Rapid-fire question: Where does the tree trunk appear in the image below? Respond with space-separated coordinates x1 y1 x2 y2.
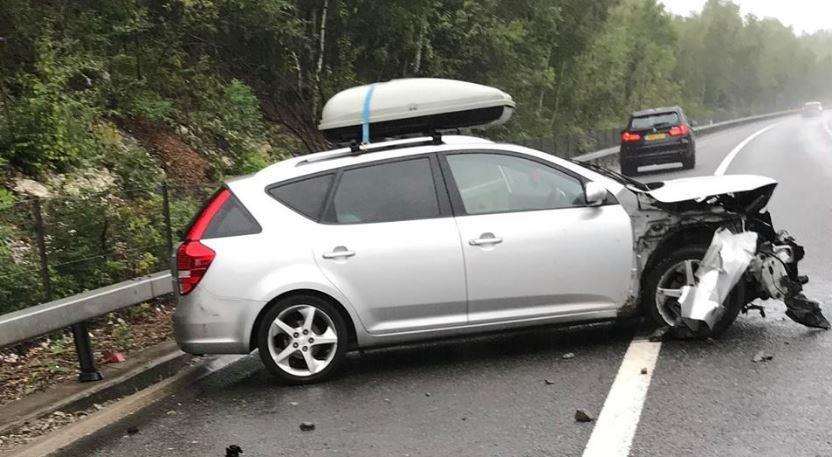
412 19 427 75
311 0 330 118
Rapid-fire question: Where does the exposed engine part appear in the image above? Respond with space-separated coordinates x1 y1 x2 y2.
751 253 790 299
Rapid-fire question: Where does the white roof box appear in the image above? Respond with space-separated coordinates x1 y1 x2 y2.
319 78 515 143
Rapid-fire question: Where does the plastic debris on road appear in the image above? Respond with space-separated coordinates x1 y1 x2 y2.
678 228 758 330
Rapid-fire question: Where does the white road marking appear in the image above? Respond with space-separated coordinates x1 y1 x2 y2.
714 123 781 176
582 337 662 457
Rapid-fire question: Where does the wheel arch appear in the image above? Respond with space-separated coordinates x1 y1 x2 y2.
249 289 359 352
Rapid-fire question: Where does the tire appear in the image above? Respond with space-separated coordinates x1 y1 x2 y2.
642 245 744 338
256 294 349 384
682 149 696 169
621 160 637 176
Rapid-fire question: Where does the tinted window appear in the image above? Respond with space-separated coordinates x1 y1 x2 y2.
447 153 586 215
630 112 680 130
269 174 334 220
203 193 261 239
330 158 439 223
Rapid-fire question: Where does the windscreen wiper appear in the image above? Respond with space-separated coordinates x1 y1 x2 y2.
579 162 650 191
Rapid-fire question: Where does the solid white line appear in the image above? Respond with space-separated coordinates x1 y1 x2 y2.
713 123 781 176
582 338 662 457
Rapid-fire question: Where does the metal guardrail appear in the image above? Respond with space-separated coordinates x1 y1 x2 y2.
0 271 173 381
571 109 797 163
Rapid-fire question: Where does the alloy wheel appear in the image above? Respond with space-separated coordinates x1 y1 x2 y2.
654 258 699 326
266 304 339 377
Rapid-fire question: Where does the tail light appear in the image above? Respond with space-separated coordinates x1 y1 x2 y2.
668 124 691 136
175 189 229 295
177 241 215 295
621 131 642 142
175 188 261 295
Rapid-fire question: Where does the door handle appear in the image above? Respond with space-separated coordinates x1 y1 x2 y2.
322 246 356 259
469 233 503 246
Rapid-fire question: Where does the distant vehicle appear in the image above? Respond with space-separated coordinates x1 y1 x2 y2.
802 101 823 117
619 106 695 175
173 80 819 384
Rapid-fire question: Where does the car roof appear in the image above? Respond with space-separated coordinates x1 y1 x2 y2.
630 106 683 117
243 135 493 184
804 101 822 106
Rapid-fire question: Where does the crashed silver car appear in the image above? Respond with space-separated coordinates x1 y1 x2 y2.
173 79 826 383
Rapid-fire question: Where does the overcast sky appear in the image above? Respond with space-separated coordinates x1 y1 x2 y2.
659 0 832 34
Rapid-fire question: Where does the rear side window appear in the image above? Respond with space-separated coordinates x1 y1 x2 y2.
630 112 680 130
201 191 261 239
328 158 440 223
269 174 334 220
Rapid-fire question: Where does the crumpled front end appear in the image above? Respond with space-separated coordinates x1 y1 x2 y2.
624 173 829 335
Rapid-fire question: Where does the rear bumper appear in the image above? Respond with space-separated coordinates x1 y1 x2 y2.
622 144 692 166
173 287 265 354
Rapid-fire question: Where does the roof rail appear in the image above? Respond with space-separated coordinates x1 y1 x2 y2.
296 133 444 167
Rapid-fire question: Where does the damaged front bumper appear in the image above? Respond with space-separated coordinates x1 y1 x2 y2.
678 228 829 332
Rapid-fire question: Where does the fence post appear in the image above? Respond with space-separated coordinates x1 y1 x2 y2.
31 199 52 301
162 181 174 260
32 198 103 382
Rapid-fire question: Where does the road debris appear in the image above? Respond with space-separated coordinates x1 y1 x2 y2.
226 444 243 456
425 392 431 397
752 351 774 363
126 426 139 435
289 401 299 406
299 422 315 431
575 409 594 423
562 352 575 360
544 379 555 385
102 351 127 364
640 368 648 374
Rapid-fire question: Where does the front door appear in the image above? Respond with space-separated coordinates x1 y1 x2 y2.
442 151 633 324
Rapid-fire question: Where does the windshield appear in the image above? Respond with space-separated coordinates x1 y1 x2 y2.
630 112 680 130
574 161 650 192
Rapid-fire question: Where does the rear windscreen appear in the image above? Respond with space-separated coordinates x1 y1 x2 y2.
630 112 680 130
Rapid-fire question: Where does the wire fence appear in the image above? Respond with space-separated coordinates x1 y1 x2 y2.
0 183 217 314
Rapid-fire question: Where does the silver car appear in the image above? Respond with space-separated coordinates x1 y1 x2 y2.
174 134 818 384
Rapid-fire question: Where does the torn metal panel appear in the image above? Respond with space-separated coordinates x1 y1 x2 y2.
677 229 758 330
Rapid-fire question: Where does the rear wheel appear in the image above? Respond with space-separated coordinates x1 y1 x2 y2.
642 245 743 337
682 149 696 169
256 295 348 384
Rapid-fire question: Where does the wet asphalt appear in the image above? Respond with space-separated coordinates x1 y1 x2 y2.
60 113 832 457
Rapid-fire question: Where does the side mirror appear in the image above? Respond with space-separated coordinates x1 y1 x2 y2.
584 181 607 207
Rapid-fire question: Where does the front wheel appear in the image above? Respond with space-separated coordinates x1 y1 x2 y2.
256 295 348 384
642 245 743 337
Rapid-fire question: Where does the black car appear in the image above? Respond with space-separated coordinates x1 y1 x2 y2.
619 106 695 175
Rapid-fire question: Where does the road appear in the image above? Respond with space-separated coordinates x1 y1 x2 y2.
60 112 832 457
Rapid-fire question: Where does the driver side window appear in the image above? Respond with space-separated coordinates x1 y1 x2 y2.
446 153 586 215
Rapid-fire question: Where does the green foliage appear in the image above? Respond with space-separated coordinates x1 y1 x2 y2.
0 0 830 312
0 36 101 176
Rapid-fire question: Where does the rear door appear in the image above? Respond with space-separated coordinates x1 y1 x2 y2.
309 155 468 335
441 151 633 324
